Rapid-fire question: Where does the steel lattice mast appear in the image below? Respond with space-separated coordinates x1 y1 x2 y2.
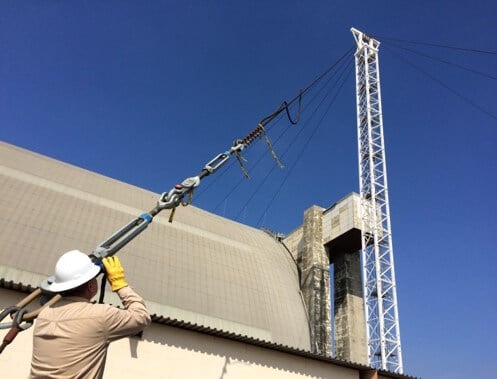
351 28 403 373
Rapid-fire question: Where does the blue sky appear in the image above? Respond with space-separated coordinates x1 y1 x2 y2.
1 1 496 378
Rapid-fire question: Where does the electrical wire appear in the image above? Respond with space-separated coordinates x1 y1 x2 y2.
383 44 497 122
207 35 495 228
259 46 354 130
254 33 495 227
215 34 494 228
196 47 354 206
216 52 354 217
383 41 497 81
255 58 355 227
233 54 354 223
374 36 497 55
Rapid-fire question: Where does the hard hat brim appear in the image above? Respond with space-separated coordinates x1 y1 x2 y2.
41 264 101 293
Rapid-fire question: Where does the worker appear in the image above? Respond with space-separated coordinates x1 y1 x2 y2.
29 250 151 378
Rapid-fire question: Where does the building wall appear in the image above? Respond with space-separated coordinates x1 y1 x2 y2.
300 206 331 356
285 194 367 364
1 288 366 379
331 251 368 363
322 194 362 245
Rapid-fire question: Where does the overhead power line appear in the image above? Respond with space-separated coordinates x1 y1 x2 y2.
255 58 355 228
216 53 354 217
374 36 497 55
232 54 355 223
260 46 354 131
235 55 352 223
195 47 354 209
383 42 497 81
383 44 497 122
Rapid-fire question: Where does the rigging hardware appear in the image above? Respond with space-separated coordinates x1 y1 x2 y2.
0 47 352 353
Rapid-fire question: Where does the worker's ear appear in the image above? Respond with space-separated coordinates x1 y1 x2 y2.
87 278 98 294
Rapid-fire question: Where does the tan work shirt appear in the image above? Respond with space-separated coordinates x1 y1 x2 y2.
30 286 151 379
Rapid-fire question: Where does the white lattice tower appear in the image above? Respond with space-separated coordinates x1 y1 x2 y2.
351 27 403 373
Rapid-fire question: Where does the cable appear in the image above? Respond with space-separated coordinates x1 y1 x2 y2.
256 59 355 227
374 36 497 55
197 46 355 205
383 41 497 81
227 54 354 219
211 110 291 213
259 46 355 130
383 44 497 122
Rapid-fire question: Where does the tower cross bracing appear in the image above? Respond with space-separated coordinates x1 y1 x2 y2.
351 27 403 373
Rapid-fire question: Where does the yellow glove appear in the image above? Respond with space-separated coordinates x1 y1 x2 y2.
102 256 128 292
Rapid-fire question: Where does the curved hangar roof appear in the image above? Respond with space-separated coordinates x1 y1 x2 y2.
0 141 310 350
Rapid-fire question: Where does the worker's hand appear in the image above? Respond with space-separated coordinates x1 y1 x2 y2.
102 256 128 292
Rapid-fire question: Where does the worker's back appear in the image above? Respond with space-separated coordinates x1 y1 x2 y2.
30 287 150 379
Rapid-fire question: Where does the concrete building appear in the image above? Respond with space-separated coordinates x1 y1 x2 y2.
284 194 368 364
0 141 415 378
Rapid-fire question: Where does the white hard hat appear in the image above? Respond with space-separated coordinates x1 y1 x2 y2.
41 250 101 293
